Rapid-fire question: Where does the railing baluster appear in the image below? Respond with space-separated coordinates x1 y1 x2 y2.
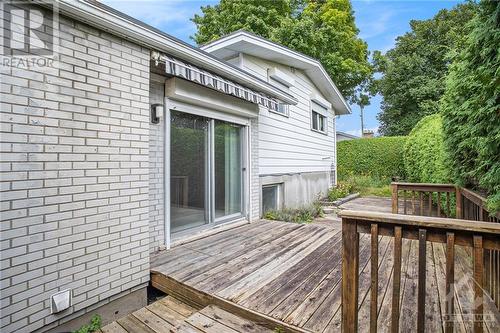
437 192 441 217
417 229 427 333
419 192 424 216
391 226 402 333
473 235 484 333
370 224 379 333
456 187 463 219
342 218 359 332
392 184 399 214
445 233 455 333
446 192 450 218
403 191 407 215
428 192 432 216
412 191 416 215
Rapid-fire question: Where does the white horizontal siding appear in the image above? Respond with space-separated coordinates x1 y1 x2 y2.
241 54 335 176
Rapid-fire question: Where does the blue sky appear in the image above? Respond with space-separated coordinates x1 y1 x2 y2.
104 0 462 136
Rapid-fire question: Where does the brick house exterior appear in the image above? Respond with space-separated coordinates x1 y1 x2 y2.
1 4 151 332
0 1 294 332
1 1 348 332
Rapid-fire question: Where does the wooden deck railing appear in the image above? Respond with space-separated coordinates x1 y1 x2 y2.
392 182 500 310
391 182 458 217
340 210 500 333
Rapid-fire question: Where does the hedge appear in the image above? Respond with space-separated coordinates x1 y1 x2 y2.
403 114 452 184
337 136 406 180
440 0 500 212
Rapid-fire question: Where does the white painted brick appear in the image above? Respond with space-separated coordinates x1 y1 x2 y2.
1 5 151 332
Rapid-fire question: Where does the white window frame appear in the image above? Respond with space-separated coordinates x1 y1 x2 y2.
310 101 328 135
261 183 283 214
267 74 290 117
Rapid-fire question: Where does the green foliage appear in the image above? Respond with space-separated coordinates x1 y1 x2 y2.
264 202 323 223
327 182 352 201
372 3 478 135
440 0 500 212
273 326 285 333
341 174 392 197
403 114 452 184
271 0 372 101
328 174 392 200
192 0 295 44
337 137 407 180
73 315 101 333
192 0 372 102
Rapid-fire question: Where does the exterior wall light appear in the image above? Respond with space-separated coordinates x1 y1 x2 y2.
151 103 164 124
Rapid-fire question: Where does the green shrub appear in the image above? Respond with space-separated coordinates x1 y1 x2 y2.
73 315 101 333
327 182 352 201
264 202 323 223
337 137 407 180
403 114 452 184
440 0 500 212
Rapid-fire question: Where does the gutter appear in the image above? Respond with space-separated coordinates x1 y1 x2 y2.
51 0 298 105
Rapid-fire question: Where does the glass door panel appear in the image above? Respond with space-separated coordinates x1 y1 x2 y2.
170 111 209 233
214 121 242 219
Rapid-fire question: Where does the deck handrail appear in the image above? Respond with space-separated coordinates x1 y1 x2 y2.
391 182 500 311
340 210 500 333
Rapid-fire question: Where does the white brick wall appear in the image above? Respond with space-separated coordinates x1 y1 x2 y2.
1 5 150 333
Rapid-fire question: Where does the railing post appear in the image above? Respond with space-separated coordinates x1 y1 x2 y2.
456 187 463 219
342 218 359 332
392 183 399 214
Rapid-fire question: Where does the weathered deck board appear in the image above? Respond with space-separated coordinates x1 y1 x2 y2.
102 296 272 333
150 220 500 332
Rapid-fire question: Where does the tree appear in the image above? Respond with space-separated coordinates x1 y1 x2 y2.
440 0 500 212
355 94 370 134
192 0 296 45
372 3 478 136
192 0 372 102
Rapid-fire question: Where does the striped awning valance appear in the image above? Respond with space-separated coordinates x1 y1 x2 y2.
153 53 279 111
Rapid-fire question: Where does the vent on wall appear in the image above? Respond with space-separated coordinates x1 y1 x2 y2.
268 67 294 88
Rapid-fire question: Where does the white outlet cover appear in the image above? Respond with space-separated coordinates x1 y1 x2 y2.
51 289 72 314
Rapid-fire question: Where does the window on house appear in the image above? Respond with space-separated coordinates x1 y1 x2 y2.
262 184 282 213
311 102 328 134
276 102 289 115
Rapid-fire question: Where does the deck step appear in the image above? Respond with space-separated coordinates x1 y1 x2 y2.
100 295 274 333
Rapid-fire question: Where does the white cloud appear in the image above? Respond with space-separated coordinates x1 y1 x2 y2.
358 10 395 40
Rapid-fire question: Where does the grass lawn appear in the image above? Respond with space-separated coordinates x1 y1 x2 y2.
328 175 392 201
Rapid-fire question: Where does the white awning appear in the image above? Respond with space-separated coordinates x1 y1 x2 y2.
153 52 280 111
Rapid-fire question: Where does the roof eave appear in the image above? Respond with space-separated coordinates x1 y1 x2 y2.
203 31 350 114
52 0 297 105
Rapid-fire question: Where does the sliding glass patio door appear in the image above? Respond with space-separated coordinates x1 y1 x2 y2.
214 120 242 220
170 111 244 236
170 111 210 233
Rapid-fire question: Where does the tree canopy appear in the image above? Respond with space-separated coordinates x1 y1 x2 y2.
440 0 500 211
192 0 372 102
372 3 478 136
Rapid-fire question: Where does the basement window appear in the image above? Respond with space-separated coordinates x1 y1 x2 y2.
262 184 283 214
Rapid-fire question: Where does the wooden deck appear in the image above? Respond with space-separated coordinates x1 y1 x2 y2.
149 220 500 332
99 295 273 333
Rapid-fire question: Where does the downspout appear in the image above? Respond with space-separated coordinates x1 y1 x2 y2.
164 97 171 249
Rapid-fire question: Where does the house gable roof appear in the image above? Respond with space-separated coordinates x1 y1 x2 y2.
51 0 297 105
201 30 351 115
